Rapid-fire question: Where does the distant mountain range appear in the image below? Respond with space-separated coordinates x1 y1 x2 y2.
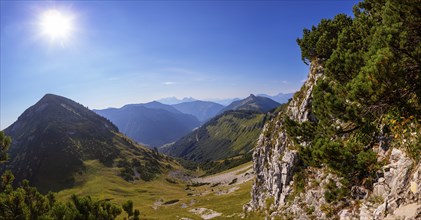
156 92 293 107
157 96 241 106
3 94 171 192
219 94 281 113
204 98 241 106
257 92 294 104
95 94 281 149
161 94 281 168
172 101 224 123
156 97 197 105
94 102 200 147
130 101 182 114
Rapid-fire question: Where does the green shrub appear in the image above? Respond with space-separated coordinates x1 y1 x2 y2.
323 179 348 203
0 171 123 219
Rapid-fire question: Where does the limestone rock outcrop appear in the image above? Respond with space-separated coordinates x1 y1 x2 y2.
244 61 322 215
244 61 421 219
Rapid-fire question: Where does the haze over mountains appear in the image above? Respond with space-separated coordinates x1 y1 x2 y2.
257 92 293 104
94 102 200 147
95 94 283 148
172 101 224 123
156 97 197 105
157 96 241 106
157 93 293 107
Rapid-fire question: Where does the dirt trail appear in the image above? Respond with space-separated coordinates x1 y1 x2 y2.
179 163 254 219
189 208 222 220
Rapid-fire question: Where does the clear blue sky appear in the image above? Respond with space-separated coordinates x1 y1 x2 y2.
1 0 358 129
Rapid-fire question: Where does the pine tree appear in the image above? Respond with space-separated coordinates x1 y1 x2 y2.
0 131 11 163
293 0 421 186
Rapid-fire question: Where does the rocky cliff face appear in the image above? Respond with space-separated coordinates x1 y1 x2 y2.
244 62 421 219
243 61 322 214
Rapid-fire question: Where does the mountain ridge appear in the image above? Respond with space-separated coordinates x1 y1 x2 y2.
94 102 200 147
125 101 182 114
3 94 173 192
219 94 280 114
156 97 197 105
172 100 224 123
256 92 294 104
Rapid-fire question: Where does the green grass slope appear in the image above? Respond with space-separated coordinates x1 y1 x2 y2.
162 110 266 162
56 160 259 219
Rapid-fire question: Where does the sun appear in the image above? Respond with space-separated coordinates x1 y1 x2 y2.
40 9 74 42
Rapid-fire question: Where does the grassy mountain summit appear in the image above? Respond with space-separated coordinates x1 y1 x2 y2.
3 94 174 193
220 94 280 114
94 102 200 147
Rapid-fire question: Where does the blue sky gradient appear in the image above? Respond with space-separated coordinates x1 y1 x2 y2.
1 0 358 129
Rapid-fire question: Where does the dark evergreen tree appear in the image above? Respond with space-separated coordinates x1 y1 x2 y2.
292 0 421 189
122 200 134 218
0 131 11 163
1 132 127 219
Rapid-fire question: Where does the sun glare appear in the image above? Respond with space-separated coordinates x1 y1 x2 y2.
40 9 74 42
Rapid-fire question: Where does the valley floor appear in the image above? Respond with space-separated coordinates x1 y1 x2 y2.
57 160 258 219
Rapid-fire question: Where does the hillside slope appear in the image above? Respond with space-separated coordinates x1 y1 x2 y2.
94 102 200 147
162 110 266 163
56 161 256 219
220 94 280 114
3 94 174 192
